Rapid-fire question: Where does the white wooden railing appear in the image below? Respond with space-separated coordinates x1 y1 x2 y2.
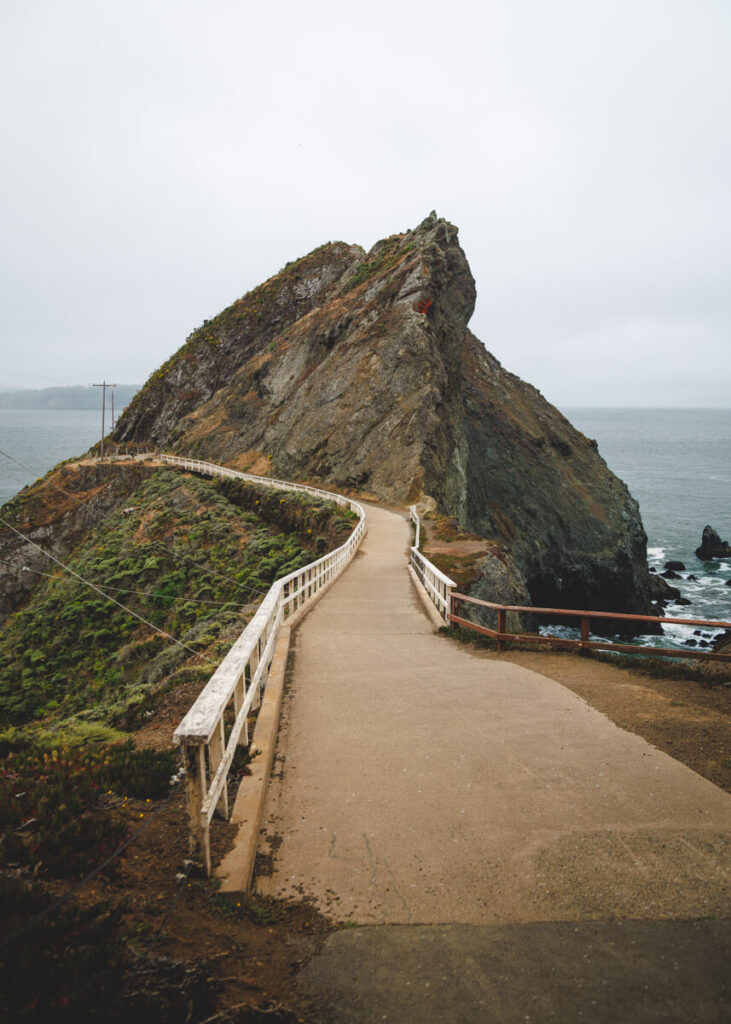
409 505 456 623
161 455 366 873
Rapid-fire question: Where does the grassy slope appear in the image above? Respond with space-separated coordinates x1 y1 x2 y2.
0 469 355 740
0 466 357 1021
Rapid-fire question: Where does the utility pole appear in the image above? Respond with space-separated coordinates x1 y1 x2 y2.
93 381 116 460
111 388 115 431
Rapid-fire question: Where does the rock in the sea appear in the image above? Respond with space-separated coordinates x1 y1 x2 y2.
661 570 682 579
664 560 685 571
648 575 680 604
712 630 731 654
695 525 731 560
674 597 692 606
114 212 655 619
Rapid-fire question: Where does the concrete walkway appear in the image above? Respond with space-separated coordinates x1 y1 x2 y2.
257 505 731 1020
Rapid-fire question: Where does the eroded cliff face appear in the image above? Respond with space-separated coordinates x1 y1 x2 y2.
114 212 653 616
458 334 652 613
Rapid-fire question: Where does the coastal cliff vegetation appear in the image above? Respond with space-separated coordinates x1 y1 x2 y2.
0 463 356 1020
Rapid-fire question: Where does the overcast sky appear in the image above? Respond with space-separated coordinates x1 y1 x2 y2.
1 0 729 411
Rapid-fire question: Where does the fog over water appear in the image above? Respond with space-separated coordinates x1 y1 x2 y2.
1 1 729 409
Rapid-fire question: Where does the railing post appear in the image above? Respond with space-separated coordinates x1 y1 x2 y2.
209 719 229 819
234 671 247 746
183 742 208 866
497 609 506 652
580 617 590 649
252 634 263 710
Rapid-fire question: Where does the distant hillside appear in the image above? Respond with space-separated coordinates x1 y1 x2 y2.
0 385 140 411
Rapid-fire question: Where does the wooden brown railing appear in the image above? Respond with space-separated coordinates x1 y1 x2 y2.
449 593 731 662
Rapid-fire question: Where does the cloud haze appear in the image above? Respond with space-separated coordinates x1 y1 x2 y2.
1 0 729 411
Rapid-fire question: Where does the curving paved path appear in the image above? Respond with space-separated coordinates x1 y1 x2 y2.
256 504 731 1020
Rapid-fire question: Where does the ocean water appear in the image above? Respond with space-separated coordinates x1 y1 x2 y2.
0 408 101 506
1 406 728 646
563 407 731 648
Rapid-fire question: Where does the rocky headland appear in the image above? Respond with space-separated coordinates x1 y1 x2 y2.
114 212 654 621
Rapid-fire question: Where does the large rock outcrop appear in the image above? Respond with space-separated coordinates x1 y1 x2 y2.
115 213 654 617
696 526 731 561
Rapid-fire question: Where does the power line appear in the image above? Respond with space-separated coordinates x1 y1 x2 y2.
0 445 44 479
0 445 129 536
0 518 205 660
0 558 257 608
0 447 269 601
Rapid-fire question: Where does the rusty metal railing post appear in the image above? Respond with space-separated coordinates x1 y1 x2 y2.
448 590 731 664
497 609 506 652
580 617 590 649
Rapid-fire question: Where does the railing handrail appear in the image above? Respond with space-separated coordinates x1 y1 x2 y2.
408 506 456 589
162 454 366 742
451 591 731 662
410 506 421 550
159 454 367 873
452 591 731 631
410 545 457 590
408 505 456 622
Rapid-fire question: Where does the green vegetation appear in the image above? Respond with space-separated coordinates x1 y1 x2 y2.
344 234 413 292
0 466 360 1019
0 741 176 878
1 875 128 1022
0 469 357 738
0 735 181 1017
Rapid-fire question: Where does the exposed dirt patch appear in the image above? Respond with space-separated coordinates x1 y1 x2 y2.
423 514 486 548
418 516 500 591
132 676 207 750
231 450 274 476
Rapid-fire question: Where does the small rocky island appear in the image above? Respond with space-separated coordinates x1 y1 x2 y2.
114 212 656 620
696 525 731 560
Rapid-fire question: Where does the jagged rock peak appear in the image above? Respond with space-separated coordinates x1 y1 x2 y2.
114 214 654 619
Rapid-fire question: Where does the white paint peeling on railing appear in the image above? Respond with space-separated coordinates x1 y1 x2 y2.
160 455 366 874
409 505 456 623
